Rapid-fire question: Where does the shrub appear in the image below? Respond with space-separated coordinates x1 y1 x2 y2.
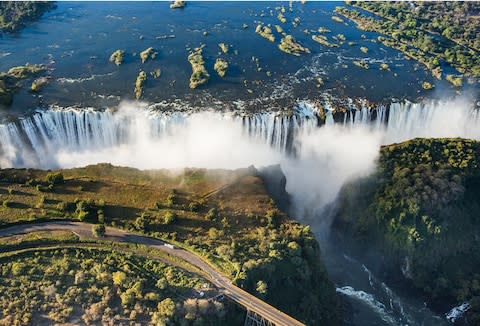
135 214 148 231
97 210 105 224
163 211 176 225
92 224 105 237
46 172 64 185
266 209 279 227
256 280 268 295
205 208 217 221
166 191 177 207
75 201 92 221
56 201 68 212
2 200 11 208
188 201 201 212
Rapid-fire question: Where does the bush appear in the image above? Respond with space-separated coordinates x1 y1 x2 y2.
265 209 279 227
97 210 105 223
46 172 64 185
92 224 105 237
166 191 177 207
188 201 201 212
75 201 92 222
205 208 217 221
2 200 11 208
135 214 148 231
56 201 68 212
163 211 176 225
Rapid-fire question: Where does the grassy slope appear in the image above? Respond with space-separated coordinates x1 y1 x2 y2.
0 164 338 325
334 138 480 323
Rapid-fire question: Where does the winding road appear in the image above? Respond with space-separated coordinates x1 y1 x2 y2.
0 221 305 326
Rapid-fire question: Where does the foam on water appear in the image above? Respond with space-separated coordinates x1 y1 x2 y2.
445 302 471 323
336 286 397 325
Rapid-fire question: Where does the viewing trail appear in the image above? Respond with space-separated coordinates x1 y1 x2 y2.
0 221 305 326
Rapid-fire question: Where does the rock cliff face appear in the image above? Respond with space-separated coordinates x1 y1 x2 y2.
333 138 480 324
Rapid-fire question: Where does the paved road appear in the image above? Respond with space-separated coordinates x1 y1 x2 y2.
0 221 305 326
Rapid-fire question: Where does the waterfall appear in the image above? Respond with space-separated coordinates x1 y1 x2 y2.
0 98 479 169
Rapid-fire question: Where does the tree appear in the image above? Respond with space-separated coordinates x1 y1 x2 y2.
256 280 268 295
266 209 279 227
92 224 105 237
205 208 217 221
46 172 64 185
112 271 126 286
135 214 147 231
221 217 230 229
166 191 177 207
163 211 176 225
188 201 201 212
157 298 176 318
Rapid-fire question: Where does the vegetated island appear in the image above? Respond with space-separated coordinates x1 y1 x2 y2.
0 64 46 107
335 1 480 82
0 164 339 325
333 138 480 324
0 1 56 32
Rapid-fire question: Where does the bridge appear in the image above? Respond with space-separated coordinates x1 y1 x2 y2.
0 222 305 326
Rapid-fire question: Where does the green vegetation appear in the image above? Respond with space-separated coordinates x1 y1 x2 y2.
274 25 286 36
312 34 338 48
446 74 463 87
140 47 157 64
335 2 480 78
151 68 162 79
214 58 228 77
30 77 48 92
134 71 147 99
317 27 331 33
278 35 310 56
331 16 344 24
353 60 369 70
255 24 275 42
218 43 229 54
92 224 105 237
0 164 338 324
0 242 236 325
0 1 55 32
109 49 125 66
188 45 210 89
421 81 434 90
334 138 480 323
0 64 46 106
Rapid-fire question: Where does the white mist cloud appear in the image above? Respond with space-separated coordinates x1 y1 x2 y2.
281 125 382 225
55 103 283 169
